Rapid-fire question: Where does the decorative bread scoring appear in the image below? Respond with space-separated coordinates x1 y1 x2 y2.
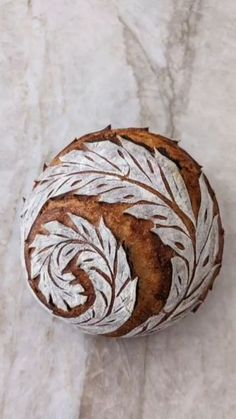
21 126 224 337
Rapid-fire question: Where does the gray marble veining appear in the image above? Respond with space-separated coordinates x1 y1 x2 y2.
0 1 236 418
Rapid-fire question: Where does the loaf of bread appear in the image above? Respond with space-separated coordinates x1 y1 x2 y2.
21 126 224 337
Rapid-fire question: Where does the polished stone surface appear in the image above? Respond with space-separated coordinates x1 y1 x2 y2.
0 1 235 418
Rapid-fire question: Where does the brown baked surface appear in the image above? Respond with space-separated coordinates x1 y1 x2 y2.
24 127 224 337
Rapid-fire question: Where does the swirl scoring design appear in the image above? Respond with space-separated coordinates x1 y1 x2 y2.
22 135 221 336
30 214 138 334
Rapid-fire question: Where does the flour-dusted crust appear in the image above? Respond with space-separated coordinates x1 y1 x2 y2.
21 126 224 337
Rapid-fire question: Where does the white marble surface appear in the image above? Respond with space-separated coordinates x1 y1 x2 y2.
0 1 236 418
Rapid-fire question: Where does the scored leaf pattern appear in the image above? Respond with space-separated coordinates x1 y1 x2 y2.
22 137 195 240
125 174 220 336
22 136 221 336
30 214 138 335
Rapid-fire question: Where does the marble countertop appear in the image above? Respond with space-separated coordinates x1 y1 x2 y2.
0 1 236 418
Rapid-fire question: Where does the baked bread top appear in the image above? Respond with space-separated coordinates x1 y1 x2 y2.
21 126 224 337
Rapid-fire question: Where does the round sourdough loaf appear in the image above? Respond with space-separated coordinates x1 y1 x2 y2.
21 126 224 337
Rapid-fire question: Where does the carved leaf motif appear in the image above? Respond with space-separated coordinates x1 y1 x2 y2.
125 174 220 337
30 214 138 334
164 256 189 312
22 137 195 240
